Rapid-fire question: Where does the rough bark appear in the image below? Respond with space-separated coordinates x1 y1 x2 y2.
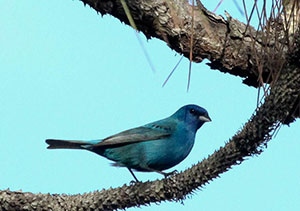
80 0 289 87
1 60 299 210
1 33 299 211
1 0 299 210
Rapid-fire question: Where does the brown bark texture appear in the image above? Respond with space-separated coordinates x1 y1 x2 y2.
1 0 299 210
79 0 292 87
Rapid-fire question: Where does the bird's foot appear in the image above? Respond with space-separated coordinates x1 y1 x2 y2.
129 180 140 185
163 170 178 178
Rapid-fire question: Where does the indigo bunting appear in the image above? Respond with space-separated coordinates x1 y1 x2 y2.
46 104 211 181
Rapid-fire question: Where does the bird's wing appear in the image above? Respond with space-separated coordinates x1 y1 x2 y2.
92 120 176 147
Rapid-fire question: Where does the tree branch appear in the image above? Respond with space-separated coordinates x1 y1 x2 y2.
79 0 289 87
1 31 299 211
1 1 299 210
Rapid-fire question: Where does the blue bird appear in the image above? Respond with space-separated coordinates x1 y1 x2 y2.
46 104 211 181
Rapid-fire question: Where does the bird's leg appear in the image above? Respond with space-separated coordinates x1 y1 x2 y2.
127 168 139 183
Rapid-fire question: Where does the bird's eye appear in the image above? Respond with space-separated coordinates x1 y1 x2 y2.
189 109 196 114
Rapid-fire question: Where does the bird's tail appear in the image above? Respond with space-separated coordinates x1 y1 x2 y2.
46 139 97 150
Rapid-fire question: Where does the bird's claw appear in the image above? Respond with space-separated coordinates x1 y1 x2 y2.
129 180 140 185
163 170 178 178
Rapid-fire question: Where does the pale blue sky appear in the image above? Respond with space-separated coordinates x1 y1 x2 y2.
0 1 299 211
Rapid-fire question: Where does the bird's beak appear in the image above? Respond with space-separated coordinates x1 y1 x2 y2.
199 115 212 122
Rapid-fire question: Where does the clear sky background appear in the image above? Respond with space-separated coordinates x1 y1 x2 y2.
0 1 299 210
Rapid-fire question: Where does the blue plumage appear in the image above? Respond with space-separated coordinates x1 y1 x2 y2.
46 104 211 181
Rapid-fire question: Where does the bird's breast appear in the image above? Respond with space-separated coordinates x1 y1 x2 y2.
142 130 196 171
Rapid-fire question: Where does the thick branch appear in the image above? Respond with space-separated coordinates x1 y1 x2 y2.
80 0 287 87
0 1 300 210
1 33 299 211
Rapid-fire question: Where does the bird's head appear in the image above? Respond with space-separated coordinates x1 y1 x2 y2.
172 104 211 131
